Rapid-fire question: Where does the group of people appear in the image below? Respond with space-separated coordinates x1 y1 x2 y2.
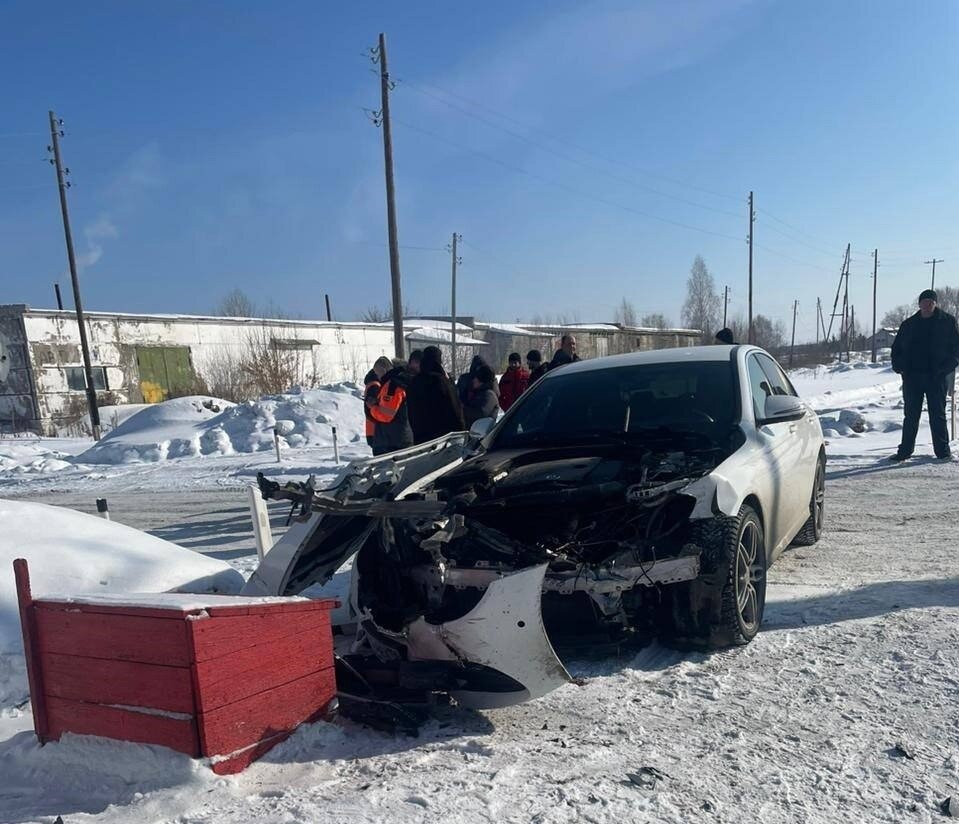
362 335 582 456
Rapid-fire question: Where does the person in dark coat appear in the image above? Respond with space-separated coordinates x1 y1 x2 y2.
527 349 548 386
463 365 499 426
715 328 735 345
548 334 580 370
369 359 414 455
407 346 466 444
407 349 423 377
456 355 486 404
890 289 959 461
498 352 529 412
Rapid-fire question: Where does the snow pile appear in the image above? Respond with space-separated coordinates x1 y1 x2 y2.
0 439 74 474
818 408 871 438
0 500 244 703
75 385 365 465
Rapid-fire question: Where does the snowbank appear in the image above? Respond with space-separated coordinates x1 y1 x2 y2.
0 500 244 702
75 384 366 464
0 439 75 474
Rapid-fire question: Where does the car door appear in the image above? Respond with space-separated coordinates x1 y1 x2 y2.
745 353 798 558
755 353 813 548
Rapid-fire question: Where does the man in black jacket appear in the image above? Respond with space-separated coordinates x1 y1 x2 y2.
407 346 466 444
890 289 959 461
548 334 580 370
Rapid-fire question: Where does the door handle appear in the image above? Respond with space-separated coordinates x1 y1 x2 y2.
789 424 797 434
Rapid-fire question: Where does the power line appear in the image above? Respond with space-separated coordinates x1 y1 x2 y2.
391 116 745 243
395 75 742 204
397 77 743 221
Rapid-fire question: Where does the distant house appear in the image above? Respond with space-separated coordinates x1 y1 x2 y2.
870 328 897 350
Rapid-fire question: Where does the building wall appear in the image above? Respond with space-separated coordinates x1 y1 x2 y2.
0 307 39 432
11 309 398 434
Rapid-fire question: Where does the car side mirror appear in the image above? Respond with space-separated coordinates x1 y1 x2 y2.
468 417 495 440
758 395 804 426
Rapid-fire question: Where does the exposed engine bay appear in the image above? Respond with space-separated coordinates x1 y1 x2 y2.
247 433 733 717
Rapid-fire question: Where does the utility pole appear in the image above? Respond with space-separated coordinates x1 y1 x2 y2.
815 297 822 345
827 244 851 362
324 294 332 322
747 191 755 344
871 249 879 364
54 283 64 311
373 33 405 359
48 110 101 440
723 285 729 328
849 305 855 361
790 300 798 366
924 258 944 289
449 232 461 378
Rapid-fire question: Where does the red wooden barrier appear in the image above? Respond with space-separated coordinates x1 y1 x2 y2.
13 559 338 774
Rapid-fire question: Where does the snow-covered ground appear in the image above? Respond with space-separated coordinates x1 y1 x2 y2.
1 357 957 823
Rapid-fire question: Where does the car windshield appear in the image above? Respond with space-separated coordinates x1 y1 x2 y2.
491 361 736 449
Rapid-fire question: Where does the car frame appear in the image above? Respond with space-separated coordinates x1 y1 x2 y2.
245 345 825 711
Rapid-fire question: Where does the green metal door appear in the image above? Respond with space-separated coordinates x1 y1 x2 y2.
136 346 195 403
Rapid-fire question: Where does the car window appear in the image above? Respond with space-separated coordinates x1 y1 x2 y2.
747 355 774 420
756 354 796 397
494 361 736 448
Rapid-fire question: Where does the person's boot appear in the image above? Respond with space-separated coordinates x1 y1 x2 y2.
889 452 911 462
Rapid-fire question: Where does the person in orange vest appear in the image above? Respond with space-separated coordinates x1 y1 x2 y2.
363 356 392 450
368 358 414 455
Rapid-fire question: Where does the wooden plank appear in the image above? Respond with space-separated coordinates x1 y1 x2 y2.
35 609 191 666
35 601 207 620
192 632 333 713
33 598 336 620
210 698 337 774
198 667 336 757
205 598 337 618
42 653 195 714
189 610 330 663
13 559 49 742
45 696 199 756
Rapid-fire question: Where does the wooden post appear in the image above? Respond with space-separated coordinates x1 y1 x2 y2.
13 559 50 742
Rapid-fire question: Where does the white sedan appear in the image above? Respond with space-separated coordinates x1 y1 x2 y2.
246 345 825 712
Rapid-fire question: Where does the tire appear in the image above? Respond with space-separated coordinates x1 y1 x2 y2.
664 504 766 648
715 505 767 646
791 455 825 546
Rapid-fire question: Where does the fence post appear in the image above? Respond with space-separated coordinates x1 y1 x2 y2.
332 425 339 465
273 426 281 463
248 485 274 560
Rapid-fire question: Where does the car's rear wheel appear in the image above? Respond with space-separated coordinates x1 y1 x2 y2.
791 454 825 546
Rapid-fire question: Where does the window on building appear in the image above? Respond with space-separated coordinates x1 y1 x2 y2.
271 338 316 351
65 366 108 392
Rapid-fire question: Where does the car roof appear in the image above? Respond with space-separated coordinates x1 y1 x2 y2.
547 345 758 378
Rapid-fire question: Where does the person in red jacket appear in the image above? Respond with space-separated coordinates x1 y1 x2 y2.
498 352 529 412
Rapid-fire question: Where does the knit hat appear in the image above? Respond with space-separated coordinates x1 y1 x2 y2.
526 349 542 363
919 289 938 303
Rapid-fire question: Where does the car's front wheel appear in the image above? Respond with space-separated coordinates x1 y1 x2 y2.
665 504 767 648
718 505 767 645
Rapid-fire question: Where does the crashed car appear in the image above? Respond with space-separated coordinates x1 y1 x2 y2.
245 345 825 711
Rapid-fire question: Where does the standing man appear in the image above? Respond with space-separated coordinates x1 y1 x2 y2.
890 289 959 461
527 349 548 385
498 352 529 412
407 349 423 377
407 346 466 444
369 358 413 455
549 334 579 370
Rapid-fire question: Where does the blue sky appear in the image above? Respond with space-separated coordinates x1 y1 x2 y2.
2 0 956 341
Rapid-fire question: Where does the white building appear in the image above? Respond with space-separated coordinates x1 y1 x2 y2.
0 305 488 435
